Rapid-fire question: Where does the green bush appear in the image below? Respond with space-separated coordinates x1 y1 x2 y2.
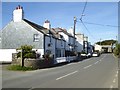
17 45 33 52
24 52 36 58
17 45 36 59
7 65 35 71
114 43 120 57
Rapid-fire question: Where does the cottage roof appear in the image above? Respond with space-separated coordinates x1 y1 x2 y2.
54 27 75 38
23 19 49 35
24 19 61 39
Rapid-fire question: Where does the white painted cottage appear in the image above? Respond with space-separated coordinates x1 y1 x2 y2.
75 33 84 53
1 5 91 63
54 27 77 62
1 5 56 62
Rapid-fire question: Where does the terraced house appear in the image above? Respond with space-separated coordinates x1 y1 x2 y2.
1 5 92 64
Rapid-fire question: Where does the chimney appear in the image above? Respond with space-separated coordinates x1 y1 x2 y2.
68 27 74 36
13 5 24 22
43 20 51 29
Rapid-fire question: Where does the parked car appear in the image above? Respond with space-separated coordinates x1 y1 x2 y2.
92 52 100 57
81 53 87 59
87 53 92 58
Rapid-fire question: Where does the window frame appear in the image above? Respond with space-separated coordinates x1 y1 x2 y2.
33 34 39 42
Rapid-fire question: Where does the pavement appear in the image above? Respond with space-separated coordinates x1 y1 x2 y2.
1 53 119 89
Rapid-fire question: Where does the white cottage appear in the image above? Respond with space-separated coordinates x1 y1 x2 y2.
54 27 77 62
75 33 84 53
1 5 56 62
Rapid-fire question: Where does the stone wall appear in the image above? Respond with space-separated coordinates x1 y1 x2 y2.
12 53 54 69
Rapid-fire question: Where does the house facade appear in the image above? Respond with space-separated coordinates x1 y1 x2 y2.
1 5 56 62
75 33 84 53
1 5 91 63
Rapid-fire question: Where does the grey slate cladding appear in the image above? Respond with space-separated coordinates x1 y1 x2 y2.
2 19 47 49
23 19 49 35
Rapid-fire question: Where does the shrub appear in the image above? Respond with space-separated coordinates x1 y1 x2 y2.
17 45 36 59
114 43 120 57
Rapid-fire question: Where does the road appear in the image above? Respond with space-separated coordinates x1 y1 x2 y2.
2 54 119 89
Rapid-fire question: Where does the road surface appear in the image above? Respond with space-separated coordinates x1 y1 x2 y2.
2 54 119 89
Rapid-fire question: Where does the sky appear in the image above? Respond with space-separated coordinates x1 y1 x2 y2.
1 2 118 44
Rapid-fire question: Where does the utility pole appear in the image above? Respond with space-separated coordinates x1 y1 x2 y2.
73 16 77 51
116 36 118 44
100 38 102 53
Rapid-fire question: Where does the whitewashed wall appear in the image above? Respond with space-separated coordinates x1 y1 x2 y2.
59 32 69 50
56 39 61 48
45 36 55 58
94 44 102 52
75 35 84 52
0 49 16 62
32 48 44 58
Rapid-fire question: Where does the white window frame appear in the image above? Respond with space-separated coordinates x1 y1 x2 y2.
34 34 39 42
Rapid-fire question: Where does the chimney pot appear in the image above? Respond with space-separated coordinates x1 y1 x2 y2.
13 5 24 22
18 5 20 9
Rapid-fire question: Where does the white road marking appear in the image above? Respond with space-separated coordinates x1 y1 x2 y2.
67 63 76 66
100 57 104 61
115 74 118 77
83 65 92 69
110 85 113 88
56 71 78 80
94 61 99 64
117 71 118 74
113 79 116 83
28 87 33 90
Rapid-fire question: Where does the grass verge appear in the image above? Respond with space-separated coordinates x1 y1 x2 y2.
7 65 35 71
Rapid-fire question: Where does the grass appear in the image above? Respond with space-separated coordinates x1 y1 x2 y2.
7 65 35 71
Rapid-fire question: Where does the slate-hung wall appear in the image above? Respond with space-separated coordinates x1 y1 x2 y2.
2 20 44 49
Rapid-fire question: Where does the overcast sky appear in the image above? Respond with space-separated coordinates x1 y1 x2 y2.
1 2 118 44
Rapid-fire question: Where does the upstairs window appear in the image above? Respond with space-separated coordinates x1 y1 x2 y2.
33 34 39 42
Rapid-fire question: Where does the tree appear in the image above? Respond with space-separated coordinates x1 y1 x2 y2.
96 40 116 45
114 43 120 58
17 45 36 67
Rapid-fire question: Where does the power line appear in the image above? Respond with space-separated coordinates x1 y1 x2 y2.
79 0 96 41
80 19 96 40
83 21 119 28
80 0 87 20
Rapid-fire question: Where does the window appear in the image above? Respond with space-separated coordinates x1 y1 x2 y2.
56 49 61 57
33 34 39 42
61 40 63 46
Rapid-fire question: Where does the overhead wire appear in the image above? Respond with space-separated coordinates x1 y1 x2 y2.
83 21 119 28
80 19 96 40
80 0 87 20
79 0 96 40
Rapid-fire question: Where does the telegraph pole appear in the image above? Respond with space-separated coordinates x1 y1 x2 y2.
73 16 77 51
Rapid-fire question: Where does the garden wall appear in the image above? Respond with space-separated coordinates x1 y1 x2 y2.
12 53 54 69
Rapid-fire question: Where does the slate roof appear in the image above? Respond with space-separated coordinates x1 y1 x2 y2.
54 27 75 38
24 19 58 38
24 19 49 35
